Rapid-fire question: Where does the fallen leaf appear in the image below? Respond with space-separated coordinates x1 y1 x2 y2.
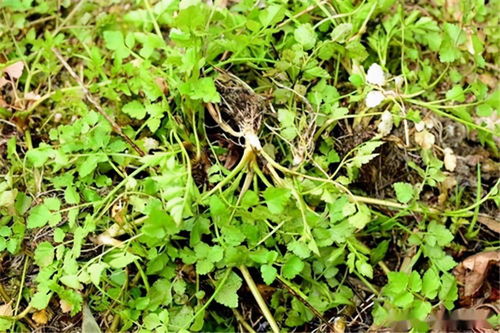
82 304 102 333
415 130 435 149
477 216 500 234
453 251 500 303
438 176 457 205
423 117 435 129
478 73 497 89
444 148 457 171
333 317 346 333
3 61 24 79
154 77 168 94
0 302 13 316
445 0 462 21
32 309 49 325
60 299 72 313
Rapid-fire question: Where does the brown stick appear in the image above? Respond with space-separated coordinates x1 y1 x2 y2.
51 48 145 156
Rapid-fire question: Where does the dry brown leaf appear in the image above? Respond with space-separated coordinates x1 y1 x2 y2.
3 61 24 79
415 130 435 149
154 77 169 94
453 251 500 299
60 299 72 313
0 302 13 317
443 148 457 172
477 216 500 234
438 176 457 205
445 0 462 21
32 309 49 325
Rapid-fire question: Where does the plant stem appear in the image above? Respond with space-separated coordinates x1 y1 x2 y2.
201 147 254 201
232 309 257 333
239 265 280 333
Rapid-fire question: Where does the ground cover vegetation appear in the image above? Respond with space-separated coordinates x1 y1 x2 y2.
0 0 499 332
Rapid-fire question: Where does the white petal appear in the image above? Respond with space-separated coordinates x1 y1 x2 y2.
143 137 159 151
377 110 393 136
415 121 425 132
365 90 385 108
366 63 385 86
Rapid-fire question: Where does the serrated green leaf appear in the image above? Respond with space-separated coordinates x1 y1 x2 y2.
263 187 291 214
34 242 54 267
60 275 81 289
393 182 414 203
410 300 432 321
107 252 139 268
261 264 277 285
259 5 285 27
27 204 52 229
446 85 465 102
427 221 454 246
31 288 52 310
214 271 242 308
179 77 220 103
294 23 317 50
103 30 130 59
282 255 304 279
287 240 311 259
331 23 352 43
88 263 108 287
122 100 146 120
64 186 80 204
438 273 458 310
355 260 373 278
393 291 414 309
408 271 422 292
348 204 371 229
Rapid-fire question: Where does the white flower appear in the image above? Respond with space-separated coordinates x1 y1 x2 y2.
366 63 385 86
377 110 393 136
365 90 385 108
415 121 425 132
143 138 159 151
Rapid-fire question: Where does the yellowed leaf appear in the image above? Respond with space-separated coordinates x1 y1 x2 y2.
3 61 24 79
32 309 49 325
477 216 500 234
414 130 435 149
0 302 13 317
60 299 72 313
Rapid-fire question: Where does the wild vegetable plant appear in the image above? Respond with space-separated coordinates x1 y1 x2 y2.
0 0 498 332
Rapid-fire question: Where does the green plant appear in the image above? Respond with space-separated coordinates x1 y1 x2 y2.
0 0 498 332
